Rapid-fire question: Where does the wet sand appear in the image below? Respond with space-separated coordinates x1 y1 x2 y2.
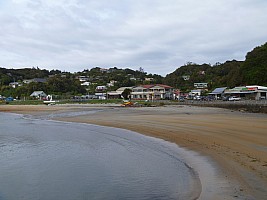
1 104 267 199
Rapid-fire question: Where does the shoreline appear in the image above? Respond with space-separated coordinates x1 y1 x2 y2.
1 104 267 199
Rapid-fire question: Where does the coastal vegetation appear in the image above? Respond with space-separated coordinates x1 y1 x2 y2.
0 42 266 99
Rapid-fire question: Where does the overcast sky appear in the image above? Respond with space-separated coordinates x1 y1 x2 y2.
0 0 267 75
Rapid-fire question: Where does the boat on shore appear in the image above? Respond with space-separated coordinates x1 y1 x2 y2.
43 95 56 105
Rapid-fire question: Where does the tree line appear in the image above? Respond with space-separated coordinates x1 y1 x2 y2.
0 42 266 98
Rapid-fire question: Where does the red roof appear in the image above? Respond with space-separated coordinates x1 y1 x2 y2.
141 84 154 89
155 84 173 89
139 84 173 89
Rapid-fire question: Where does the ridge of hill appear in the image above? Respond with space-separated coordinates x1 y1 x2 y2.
0 42 266 97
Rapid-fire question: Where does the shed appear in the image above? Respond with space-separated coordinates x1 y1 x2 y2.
209 87 227 99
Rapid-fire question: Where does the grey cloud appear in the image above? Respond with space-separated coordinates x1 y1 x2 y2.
1 0 267 75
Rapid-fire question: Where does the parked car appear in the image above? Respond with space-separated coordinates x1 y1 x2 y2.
178 97 185 102
193 96 201 100
228 96 241 101
222 96 230 101
5 97 14 102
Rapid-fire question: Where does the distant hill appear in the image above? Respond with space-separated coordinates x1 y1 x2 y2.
164 42 267 91
241 42 267 86
163 61 243 91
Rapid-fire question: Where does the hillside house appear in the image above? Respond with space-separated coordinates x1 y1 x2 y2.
194 82 208 89
95 85 107 92
9 82 22 88
107 80 117 87
182 75 190 81
22 78 46 84
145 78 154 82
33 78 47 83
77 76 89 82
81 82 91 86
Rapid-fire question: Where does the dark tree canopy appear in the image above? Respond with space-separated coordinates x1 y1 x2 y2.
241 42 267 85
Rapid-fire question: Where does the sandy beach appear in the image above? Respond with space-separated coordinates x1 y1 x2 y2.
1 104 267 199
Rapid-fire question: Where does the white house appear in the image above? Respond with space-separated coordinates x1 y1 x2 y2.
23 79 34 84
107 84 175 100
77 76 89 82
107 80 117 87
194 82 208 89
145 78 154 82
95 93 106 100
131 84 174 100
9 82 22 88
107 87 133 99
182 75 190 81
190 89 202 96
30 91 47 99
81 81 91 86
95 85 107 91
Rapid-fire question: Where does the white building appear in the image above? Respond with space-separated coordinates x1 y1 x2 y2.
30 91 47 99
194 82 208 89
145 78 154 82
107 87 133 99
9 82 22 88
224 85 267 100
190 89 202 96
95 85 107 91
131 84 174 100
77 76 89 82
81 82 91 86
182 75 190 81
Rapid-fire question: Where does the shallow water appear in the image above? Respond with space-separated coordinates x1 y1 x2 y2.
0 113 201 200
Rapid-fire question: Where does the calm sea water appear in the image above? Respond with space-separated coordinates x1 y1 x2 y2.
0 112 200 200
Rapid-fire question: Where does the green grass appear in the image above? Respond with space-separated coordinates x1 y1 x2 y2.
4 99 123 105
6 100 44 105
59 99 123 104
4 99 167 106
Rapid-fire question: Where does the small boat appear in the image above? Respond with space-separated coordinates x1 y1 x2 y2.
43 95 56 105
121 100 134 107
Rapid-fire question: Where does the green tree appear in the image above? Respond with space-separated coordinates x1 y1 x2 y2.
241 42 267 85
121 88 132 100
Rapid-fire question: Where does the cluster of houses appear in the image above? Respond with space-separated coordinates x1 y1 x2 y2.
7 84 267 102
107 84 175 100
9 78 47 88
77 83 267 101
3 75 267 101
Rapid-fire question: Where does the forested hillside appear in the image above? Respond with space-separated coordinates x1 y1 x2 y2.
0 67 162 98
241 42 267 86
164 42 267 91
0 42 266 98
164 61 243 91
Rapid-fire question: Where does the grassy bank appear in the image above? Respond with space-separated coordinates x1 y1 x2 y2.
4 99 123 105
